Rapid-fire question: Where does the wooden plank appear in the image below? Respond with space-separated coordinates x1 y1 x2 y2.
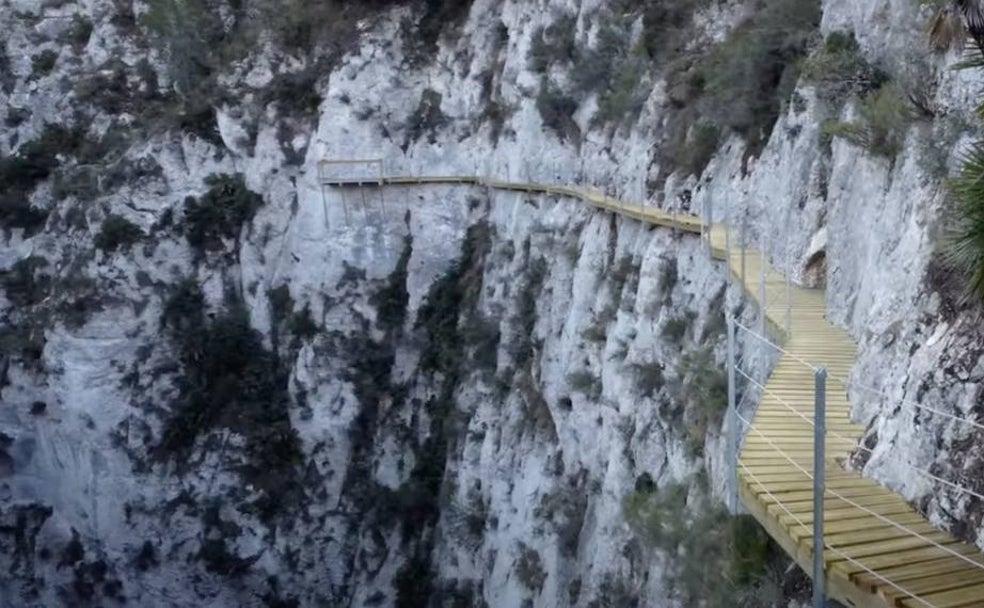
880 567 984 605
830 543 982 576
899 581 984 607
855 556 984 589
788 512 928 542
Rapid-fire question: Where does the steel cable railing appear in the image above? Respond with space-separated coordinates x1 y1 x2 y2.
734 329 984 505
737 361 984 506
730 329 984 606
737 457 938 608
734 320 822 372
735 409 984 607
832 374 984 435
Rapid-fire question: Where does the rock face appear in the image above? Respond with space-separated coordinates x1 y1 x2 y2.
0 0 982 606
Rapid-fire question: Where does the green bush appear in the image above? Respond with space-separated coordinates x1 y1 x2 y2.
567 370 602 400
632 361 665 398
680 346 727 421
268 284 294 325
402 0 474 64
142 0 229 94
570 25 625 97
586 574 639 608
622 483 773 604
258 69 323 120
0 326 45 361
593 54 648 128
404 89 447 147
636 0 699 61
581 321 608 344
0 126 85 235
622 483 689 548
696 0 820 151
159 281 302 519
395 555 434 608
65 15 94 50
509 256 547 370
528 13 577 72
514 543 547 592
823 84 914 159
371 236 412 332
730 514 771 585
536 79 581 142
31 50 58 78
661 316 690 344
680 122 721 178
95 215 144 252
183 174 264 251
198 538 257 576
1 257 50 307
800 31 887 103
268 284 318 350
289 305 319 341
461 312 500 372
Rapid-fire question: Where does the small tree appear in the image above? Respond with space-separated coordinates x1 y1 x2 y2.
183 174 264 252
95 215 144 252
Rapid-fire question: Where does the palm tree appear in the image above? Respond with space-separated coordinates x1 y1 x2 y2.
931 1 984 300
928 0 984 54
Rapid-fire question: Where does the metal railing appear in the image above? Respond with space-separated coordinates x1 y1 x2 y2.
725 302 984 608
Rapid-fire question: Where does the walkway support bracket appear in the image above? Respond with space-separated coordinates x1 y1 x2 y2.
813 368 827 608
726 313 738 513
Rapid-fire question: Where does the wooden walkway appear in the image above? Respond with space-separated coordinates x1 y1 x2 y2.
323 173 984 607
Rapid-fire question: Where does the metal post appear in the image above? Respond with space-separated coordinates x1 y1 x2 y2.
725 210 732 278
759 233 768 335
701 198 709 248
726 313 738 513
740 216 747 288
813 368 827 608
707 196 714 256
785 270 792 338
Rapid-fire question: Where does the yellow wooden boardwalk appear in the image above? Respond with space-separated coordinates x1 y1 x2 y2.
322 173 984 607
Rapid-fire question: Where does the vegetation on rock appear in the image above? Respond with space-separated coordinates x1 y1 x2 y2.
623 481 784 606
159 279 302 519
183 174 263 252
95 215 144 252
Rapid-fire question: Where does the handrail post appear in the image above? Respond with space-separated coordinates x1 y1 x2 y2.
813 368 827 608
707 197 714 256
726 313 738 513
759 233 767 336
740 215 747 288
785 268 792 338
725 208 732 271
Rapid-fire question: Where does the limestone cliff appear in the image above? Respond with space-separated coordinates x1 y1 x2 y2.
0 0 979 606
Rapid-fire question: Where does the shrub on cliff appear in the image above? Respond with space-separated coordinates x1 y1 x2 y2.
822 84 914 159
0 126 85 235
622 482 773 604
159 281 302 519
696 0 821 151
95 215 144 252
183 174 263 252
801 31 887 103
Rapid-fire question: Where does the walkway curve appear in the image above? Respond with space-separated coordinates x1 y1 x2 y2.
322 173 984 608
